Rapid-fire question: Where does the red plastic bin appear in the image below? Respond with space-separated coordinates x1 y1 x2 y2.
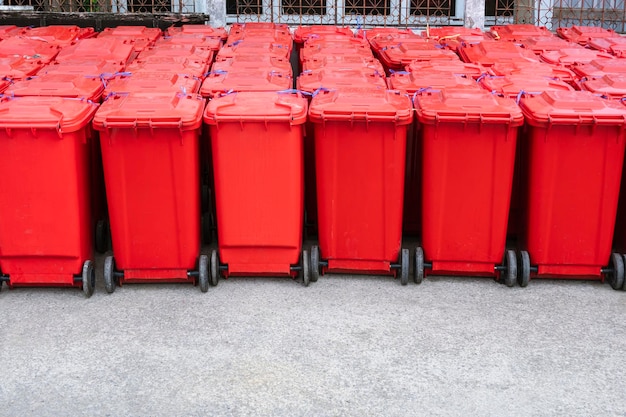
294 26 354 44
489 24 553 41
459 41 539 66
557 25 616 45
367 31 424 53
93 92 209 292
308 89 413 283
138 44 214 63
520 36 576 54
297 68 387 93
413 88 524 285
5 73 105 102
166 25 228 41
200 69 292 98
98 26 162 52
157 34 222 52
424 26 489 51
103 72 201 96
488 61 577 86
572 58 626 79
212 55 292 74
218 42 291 60
0 96 98 295
406 60 486 79
389 72 480 93
0 56 44 80
126 57 210 78
377 41 459 72
479 74 575 97
301 55 385 74
18 25 84 47
226 31 293 51
38 59 125 77
540 48 614 67
588 36 626 58
517 91 626 289
55 38 134 65
0 37 60 63
581 74 626 100
203 91 311 284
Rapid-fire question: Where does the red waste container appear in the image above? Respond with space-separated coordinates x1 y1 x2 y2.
489 24 554 41
38 59 125 77
0 56 44 80
297 68 387 93
519 36 577 54
157 35 222 52
0 37 60 63
517 91 626 289
413 88 524 286
301 54 385 74
300 40 374 62
126 56 210 79
93 92 209 292
138 44 214 63
166 25 228 40
98 26 162 53
218 42 291 60
377 41 460 72
541 48 614 67
406 61 486 79
212 55 292 73
56 38 134 65
459 41 539 66
18 25 84 47
5 73 105 102
572 58 626 79
103 72 201 97
0 96 98 296
308 89 412 284
203 91 311 285
200 68 292 98
488 61 577 87
588 36 626 58
423 26 489 51
294 26 354 44
581 74 626 100
557 25 616 46
0 25 19 39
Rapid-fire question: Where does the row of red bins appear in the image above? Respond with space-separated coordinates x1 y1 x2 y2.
1 24 626 297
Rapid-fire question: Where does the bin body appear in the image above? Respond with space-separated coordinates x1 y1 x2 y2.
310 90 412 274
519 91 626 278
0 97 97 286
93 93 204 282
415 89 523 276
204 92 307 276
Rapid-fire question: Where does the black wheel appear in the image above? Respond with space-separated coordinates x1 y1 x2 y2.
198 255 209 293
202 211 213 245
82 259 95 297
95 219 110 254
310 245 320 282
301 250 310 287
519 250 531 288
503 250 517 287
606 253 624 290
210 249 220 286
104 255 116 294
400 248 409 286
414 247 424 284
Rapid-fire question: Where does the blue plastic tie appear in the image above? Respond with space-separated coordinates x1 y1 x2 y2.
277 89 312 96
411 87 439 104
389 69 410 75
356 16 363 30
312 87 334 97
515 90 543 104
219 89 236 97
207 70 228 76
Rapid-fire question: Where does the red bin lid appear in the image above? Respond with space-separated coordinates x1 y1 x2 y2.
588 36 626 57
301 55 385 74
103 72 201 97
38 59 125 77
203 91 307 125
212 55 292 74
519 90 626 126
368 32 425 52
489 24 553 41
479 74 574 98
0 56 44 80
364 27 417 39
308 89 412 124
0 37 60 63
138 44 214 62
99 26 162 41
230 22 289 32
18 25 83 47
166 25 228 41
0 25 19 39
56 38 134 64
126 58 210 78
379 42 459 69
414 88 524 125
297 68 386 94
424 26 485 40
557 25 616 45
581 74 626 99
0 95 98 133
6 73 104 101
458 41 539 66
294 26 354 44
388 72 480 94
488 61 576 83
93 93 205 131
217 42 291 59
157 35 222 51
520 36 577 54
226 32 293 51
540 48 614 66
200 69 292 98
300 43 374 61
572 58 626 79
406 61 486 79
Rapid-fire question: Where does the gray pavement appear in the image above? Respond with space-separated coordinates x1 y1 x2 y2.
1 248 626 417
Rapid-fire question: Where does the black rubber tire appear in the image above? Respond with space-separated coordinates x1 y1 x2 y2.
198 255 209 293
519 250 531 288
95 219 109 254
82 259 95 298
606 252 624 290
104 256 116 294
210 249 220 287
414 247 424 284
310 245 320 283
301 250 310 287
400 248 409 286
503 250 517 287
202 211 213 245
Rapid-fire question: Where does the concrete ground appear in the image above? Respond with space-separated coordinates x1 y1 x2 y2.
1 246 626 417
